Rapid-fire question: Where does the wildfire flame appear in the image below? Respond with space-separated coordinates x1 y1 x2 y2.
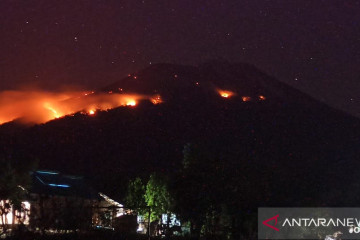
44 103 61 118
217 89 235 98
126 100 136 106
150 95 163 104
0 90 161 125
242 96 251 102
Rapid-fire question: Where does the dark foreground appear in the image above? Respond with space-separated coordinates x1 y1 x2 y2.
6 232 161 240
4 231 255 240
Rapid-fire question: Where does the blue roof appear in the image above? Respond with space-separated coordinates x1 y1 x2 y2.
30 170 99 199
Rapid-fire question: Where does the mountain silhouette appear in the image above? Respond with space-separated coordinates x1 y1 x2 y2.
1 61 359 204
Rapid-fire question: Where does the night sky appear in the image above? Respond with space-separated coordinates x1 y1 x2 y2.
1 0 359 117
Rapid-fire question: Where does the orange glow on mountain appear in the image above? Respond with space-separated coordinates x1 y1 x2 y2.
0 90 161 125
44 103 61 119
259 95 266 101
218 89 235 98
150 95 162 104
242 96 251 102
126 100 136 106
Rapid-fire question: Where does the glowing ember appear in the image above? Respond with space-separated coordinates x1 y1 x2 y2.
150 95 162 104
242 96 251 102
259 95 266 101
89 110 95 115
217 89 235 98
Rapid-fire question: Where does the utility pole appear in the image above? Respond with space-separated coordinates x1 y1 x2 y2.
148 206 151 240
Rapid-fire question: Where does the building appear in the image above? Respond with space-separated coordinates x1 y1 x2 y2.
29 170 100 231
0 170 135 233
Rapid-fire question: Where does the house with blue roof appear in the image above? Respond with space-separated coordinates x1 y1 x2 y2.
0 170 134 233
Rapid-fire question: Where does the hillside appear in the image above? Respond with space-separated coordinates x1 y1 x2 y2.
1 61 359 205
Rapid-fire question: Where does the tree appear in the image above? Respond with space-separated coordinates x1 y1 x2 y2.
171 143 222 238
0 159 33 236
124 177 146 215
124 174 175 237
171 143 257 239
144 173 173 223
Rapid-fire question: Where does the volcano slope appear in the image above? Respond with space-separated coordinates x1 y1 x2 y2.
1 60 359 206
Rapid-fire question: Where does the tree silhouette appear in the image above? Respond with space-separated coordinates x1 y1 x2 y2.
124 177 146 215
0 159 33 236
145 173 173 222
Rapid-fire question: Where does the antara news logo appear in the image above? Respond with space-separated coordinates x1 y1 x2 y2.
263 214 360 230
258 208 360 240
262 214 280 231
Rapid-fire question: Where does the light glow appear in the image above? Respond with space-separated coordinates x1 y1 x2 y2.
217 89 235 98
48 183 70 188
0 200 30 225
0 90 163 125
99 192 124 217
37 170 59 175
150 95 163 104
126 100 136 106
242 96 251 102
259 95 266 101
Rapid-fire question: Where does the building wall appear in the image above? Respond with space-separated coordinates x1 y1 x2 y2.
0 200 30 225
29 194 97 231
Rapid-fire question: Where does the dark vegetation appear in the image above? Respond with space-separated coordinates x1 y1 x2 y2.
1 61 360 238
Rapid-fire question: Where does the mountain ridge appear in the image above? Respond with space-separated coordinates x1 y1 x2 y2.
1 61 359 205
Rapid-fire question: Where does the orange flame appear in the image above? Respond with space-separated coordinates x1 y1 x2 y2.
259 95 266 101
126 100 136 106
217 89 235 98
43 102 61 118
242 96 251 102
150 95 163 104
0 90 161 125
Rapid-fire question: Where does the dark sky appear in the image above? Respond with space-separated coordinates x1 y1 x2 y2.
1 0 359 117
